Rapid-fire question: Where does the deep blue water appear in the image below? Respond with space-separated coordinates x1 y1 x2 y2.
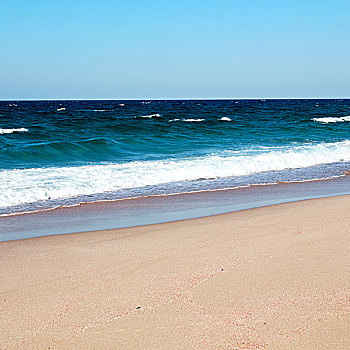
0 99 349 215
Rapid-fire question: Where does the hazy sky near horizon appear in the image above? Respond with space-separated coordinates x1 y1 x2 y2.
1 0 349 100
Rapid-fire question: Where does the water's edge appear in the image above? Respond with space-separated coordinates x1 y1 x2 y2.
1 176 349 242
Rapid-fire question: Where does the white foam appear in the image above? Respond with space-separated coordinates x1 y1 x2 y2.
1 140 350 209
182 119 205 122
56 107 66 112
138 113 161 118
219 117 232 121
0 128 28 134
312 116 350 124
169 118 205 122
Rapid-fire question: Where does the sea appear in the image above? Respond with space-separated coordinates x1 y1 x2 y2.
1 99 350 218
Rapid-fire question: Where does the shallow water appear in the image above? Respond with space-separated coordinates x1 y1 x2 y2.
1 176 350 241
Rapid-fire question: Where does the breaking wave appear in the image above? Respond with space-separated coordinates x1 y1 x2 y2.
1 140 349 209
0 128 28 134
138 113 161 118
312 116 350 124
169 118 205 122
182 118 205 122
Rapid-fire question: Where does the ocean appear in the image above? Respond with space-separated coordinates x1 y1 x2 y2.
1 99 350 217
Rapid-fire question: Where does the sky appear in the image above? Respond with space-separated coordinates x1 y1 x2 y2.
0 0 349 100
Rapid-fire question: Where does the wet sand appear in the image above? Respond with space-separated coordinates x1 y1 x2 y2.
1 195 349 349
2 175 350 242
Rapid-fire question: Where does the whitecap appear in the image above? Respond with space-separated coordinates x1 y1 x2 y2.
0 128 28 134
56 107 66 112
182 118 205 122
219 117 231 121
138 113 161 118
312 116 350 124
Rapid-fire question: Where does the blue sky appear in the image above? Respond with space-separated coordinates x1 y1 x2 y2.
1 0 349 99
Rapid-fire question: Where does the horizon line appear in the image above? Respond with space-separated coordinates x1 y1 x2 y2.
1 97 350 101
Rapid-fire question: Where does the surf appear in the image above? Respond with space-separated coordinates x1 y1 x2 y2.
1 140 349 210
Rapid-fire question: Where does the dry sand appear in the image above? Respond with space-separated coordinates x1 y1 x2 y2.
0 195 349 349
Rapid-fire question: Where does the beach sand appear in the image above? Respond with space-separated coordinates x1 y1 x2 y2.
0 195 349 349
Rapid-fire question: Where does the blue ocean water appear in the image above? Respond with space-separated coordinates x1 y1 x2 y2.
0 99 349 215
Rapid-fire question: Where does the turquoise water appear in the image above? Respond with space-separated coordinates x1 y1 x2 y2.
0 99 349 215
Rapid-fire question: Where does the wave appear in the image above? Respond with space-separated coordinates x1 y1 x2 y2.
56 107 66 112
312 116 350 124
182 118 205 122
1 140 349 209
219 117 232 121
169 118 205 122
0 128 28 134
137 113 161 118
77 109 109 112
0 137 122 164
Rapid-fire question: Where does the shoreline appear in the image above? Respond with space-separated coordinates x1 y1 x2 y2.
3 193 350 244
1 175 350 242
1 174 346 219
1 195 349 349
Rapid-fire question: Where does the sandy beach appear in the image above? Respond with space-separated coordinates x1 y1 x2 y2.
1 195 349 349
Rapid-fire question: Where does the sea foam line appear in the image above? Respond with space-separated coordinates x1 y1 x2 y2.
1 175 346 218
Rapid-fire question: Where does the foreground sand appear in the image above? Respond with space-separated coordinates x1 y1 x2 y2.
1 196 349 349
